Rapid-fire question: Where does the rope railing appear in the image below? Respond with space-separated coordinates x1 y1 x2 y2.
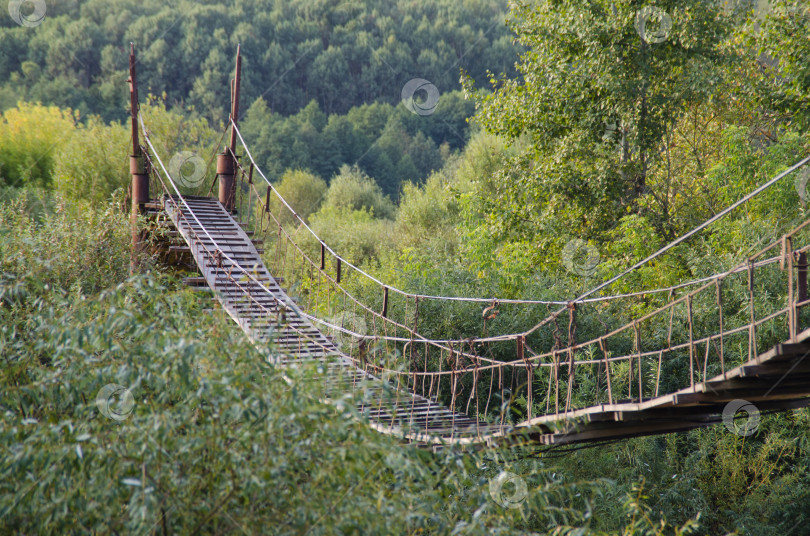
228 117 810 347
230 118 810 308
142 110 810 435
140 114 519 440
138 115 352 361
220 119 810 428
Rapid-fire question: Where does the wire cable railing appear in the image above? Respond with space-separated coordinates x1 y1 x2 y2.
218 119 810 426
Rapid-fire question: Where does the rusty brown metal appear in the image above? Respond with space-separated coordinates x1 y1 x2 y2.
799 252 808 304
131 173 149 204
129 154 145 175
320 242 326 271
129 44 148 274
217 46 242 213
229 44 242 154
217 152 235 211
216 152 235 175
128 43 140 157
128 44 148 213
218 173 235 212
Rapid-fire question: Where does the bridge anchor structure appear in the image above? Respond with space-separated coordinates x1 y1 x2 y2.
129 45 810 449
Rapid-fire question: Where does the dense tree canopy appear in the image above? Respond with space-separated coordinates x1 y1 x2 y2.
3 1 810 534
463 0 744 243
241 92 474 194
0 0 516 123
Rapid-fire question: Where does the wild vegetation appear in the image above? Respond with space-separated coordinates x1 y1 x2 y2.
2 0 810 533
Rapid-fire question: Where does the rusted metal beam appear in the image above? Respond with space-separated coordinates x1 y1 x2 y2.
320 242 326 271
220 45 242 212
217 152 235 212
128 43 140 158
129 43 148 274
229 44 242 154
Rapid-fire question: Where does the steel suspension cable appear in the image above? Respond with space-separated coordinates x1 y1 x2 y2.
230 118 810 309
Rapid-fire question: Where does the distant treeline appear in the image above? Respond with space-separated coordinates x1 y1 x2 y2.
241 91 474 195
0 0 516 122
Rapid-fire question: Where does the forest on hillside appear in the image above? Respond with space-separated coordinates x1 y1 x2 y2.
3 0 810 534
0 0 515 194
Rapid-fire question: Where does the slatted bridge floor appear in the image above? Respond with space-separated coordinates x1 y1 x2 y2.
162 196 506 446
162 196 810 448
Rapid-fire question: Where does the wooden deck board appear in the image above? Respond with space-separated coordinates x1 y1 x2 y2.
162 195 810 448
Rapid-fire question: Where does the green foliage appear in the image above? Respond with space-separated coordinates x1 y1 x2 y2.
0 99 220 203
0 0 515 122
463 0 738 243
53 117 130 206
748 1 810 130
138 98 221 182
0 189 131 294
321 165 395 220
242 93 470 196
269 168 328 225
396 169 460 250
310 205 395 265
0 189 702 535
0 102 77 188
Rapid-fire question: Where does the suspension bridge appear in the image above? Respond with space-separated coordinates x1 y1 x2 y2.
127 46 810 449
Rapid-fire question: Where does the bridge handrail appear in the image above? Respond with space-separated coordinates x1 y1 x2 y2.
230 119 810 311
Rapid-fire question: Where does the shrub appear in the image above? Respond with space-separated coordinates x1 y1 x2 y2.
268 168 328 225
0 102 77 188
322 165 395 220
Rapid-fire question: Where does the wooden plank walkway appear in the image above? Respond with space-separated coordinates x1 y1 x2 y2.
522 334 810 445
162 195 810 448
162 195 507 446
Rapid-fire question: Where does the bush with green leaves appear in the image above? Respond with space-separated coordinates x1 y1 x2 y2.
0 189 702 534
309 204 395 266
0 103 77 189
0 100 220 203
320 165 396 220
268 168 328 226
